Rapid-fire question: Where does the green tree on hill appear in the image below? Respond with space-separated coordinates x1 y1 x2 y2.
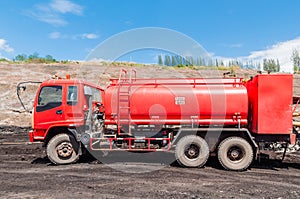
291 49 300 72
45 55 56 63
157 55 163 65
164 55 171 66
14 53 57 63
263 58 280 72
14 54 27 62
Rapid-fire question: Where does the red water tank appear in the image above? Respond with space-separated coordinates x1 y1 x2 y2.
104 78 248 127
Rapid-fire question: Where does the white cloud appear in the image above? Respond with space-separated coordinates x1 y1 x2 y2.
246 38 300 72
215 38 300 73
221 43 243 48
80 33 99 39
26 0 83 26
0 39 14 53
49 32 62 39
49 32 63 39
49 32 99 40
27 4 67 26
50 0 83 15
229 43 243 48
125 20 134 26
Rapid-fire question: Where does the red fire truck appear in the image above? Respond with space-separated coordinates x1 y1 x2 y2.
19 69 299 171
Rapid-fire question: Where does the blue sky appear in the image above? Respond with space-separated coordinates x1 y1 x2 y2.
0 0 300 70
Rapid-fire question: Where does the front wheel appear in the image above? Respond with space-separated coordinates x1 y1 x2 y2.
47 134 80 165
218 137 254 171
175 135 210 167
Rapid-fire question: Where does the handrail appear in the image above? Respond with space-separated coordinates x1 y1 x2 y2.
118 68 128 83
110 78 244 86
130 69 137 82
112 76 243 84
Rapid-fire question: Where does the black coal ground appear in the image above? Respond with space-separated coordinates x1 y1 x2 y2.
0 126 299 199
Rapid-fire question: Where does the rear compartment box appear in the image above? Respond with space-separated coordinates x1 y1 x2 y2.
245 74 293 134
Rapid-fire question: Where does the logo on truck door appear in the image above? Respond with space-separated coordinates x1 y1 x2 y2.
175 96 185 105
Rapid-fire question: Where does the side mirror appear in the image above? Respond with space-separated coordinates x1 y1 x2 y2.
17 84 26 93
21 85 26 91
84 86 92 96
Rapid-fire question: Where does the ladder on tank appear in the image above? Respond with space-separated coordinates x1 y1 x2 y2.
116 68 136 136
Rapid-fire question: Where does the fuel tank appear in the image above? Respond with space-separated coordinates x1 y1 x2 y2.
104 78 248 126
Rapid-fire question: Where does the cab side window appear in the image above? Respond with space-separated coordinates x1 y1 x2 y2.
91 88 102 102
67 86 78 105
37 86 62 112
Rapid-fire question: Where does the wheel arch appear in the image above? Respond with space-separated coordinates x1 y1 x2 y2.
44 125 79 147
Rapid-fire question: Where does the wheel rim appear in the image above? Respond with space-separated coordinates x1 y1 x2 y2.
184 144 200 159
227 146 244 162
56 142 73 158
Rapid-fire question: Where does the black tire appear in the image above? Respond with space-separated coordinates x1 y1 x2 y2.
175 135 210 167
47 134 80 165
218 137 253 171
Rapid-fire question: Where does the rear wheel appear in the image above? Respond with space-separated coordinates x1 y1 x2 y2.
218 137 253 171
175 135 209 167
47 134 80 165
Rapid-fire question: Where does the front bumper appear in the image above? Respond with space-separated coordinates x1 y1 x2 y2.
28 129 45 142
28 130 34 142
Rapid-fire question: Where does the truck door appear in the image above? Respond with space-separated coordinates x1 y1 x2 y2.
64 85 84 123
34 85 65 129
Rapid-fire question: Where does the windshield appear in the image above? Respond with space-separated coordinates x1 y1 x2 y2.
37 86 62 112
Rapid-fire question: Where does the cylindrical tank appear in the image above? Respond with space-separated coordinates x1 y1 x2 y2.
104 78 248 126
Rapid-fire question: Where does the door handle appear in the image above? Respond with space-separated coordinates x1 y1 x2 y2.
56 110 63 114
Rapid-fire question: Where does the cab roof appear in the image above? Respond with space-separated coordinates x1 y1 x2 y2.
41 78 104 91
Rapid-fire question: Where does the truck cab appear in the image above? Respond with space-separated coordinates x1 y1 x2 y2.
28 77 104 164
